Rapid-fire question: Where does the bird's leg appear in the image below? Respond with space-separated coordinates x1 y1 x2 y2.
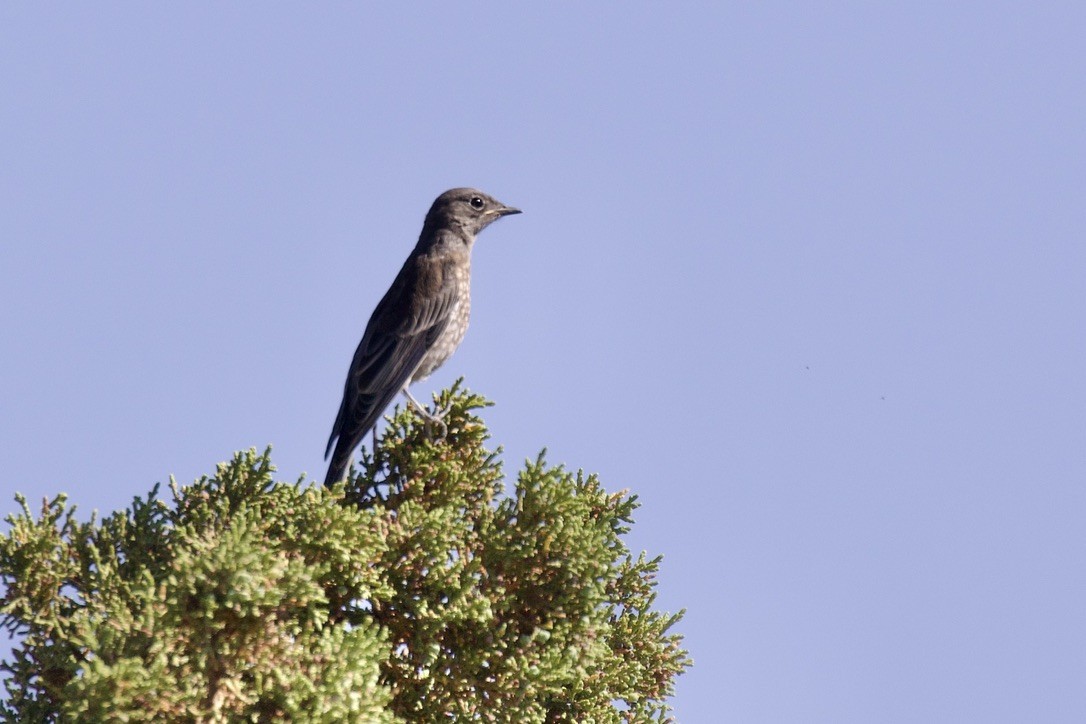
401 386 429 416
401 386 447 438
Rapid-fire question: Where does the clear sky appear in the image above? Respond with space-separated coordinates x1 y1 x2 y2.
2 4 1085 721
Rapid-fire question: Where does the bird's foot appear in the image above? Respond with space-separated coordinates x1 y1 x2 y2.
402 387 449 439
422 413 448 440
420 398 454 439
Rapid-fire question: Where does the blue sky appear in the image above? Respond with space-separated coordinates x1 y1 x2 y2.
3 4 1085 721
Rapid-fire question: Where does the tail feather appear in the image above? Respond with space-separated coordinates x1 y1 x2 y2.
324 446 351 487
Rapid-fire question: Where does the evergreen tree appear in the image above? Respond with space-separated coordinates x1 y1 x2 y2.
1 387 689 722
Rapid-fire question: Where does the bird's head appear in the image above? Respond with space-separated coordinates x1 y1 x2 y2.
424 187 521 237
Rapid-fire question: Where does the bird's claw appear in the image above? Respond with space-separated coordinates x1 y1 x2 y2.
402 389 447 439
422 414 448 440
411 397 452 440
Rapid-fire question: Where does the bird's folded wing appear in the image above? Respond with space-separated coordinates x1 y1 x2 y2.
360 274 458 394
324 270 459 458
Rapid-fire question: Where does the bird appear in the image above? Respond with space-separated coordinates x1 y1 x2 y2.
323 188 521 486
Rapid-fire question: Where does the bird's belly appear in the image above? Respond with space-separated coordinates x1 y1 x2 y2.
412 296 470 382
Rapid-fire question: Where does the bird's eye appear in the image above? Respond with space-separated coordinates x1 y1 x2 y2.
470 196 485 210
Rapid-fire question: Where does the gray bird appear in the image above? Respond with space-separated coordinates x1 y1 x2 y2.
323 188 521 486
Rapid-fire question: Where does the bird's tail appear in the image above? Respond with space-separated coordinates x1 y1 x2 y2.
323 446 351 487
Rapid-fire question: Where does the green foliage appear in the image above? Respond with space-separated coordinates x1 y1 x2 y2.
1 387 689 722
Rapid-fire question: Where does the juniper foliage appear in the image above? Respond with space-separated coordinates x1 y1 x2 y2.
0 387 689 722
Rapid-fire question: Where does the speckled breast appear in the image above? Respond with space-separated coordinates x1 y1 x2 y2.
411 268 471 382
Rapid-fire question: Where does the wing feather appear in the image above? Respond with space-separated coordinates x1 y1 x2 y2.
324 249 459 467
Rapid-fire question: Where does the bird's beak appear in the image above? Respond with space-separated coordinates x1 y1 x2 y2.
490 205 522 217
